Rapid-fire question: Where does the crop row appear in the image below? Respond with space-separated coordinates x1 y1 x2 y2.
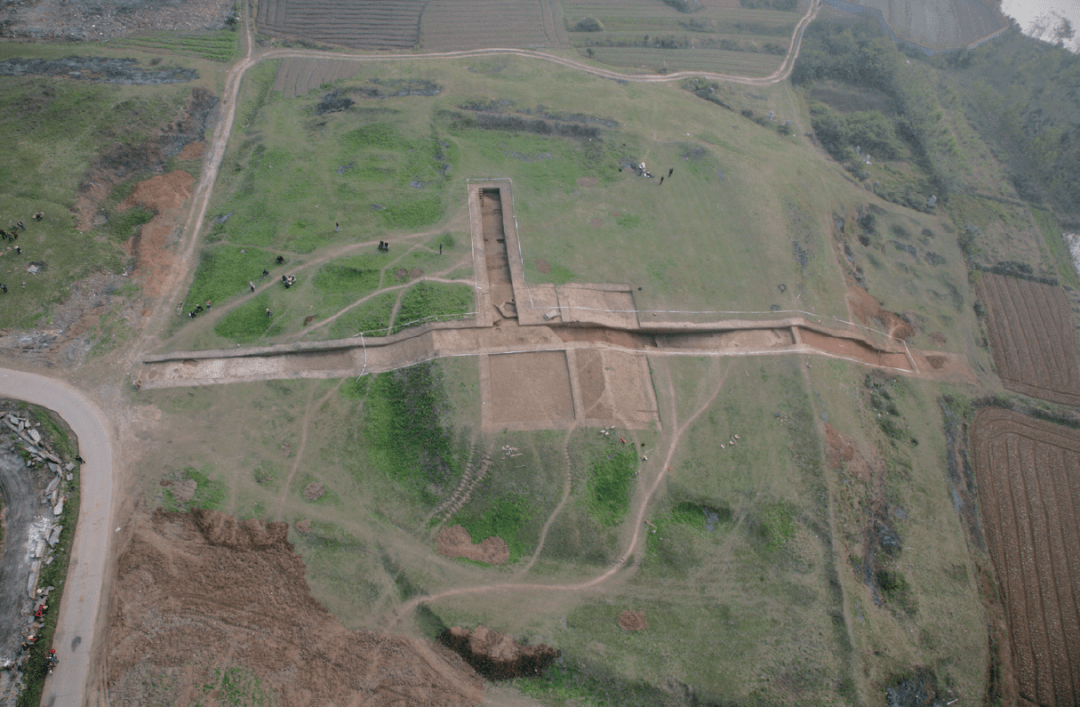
979 273 1080 406
972 408 1080 707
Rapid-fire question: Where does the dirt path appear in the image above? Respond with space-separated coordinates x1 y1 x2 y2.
274 379 343 521
386 357 730 626
514 423 579 577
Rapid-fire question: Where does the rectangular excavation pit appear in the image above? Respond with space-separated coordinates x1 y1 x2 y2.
486 351 575 427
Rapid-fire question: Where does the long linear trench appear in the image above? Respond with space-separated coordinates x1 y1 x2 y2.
138 185 969 389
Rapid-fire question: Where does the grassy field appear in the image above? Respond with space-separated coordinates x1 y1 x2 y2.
107 27 241 63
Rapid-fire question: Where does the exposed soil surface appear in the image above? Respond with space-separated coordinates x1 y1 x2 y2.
487 351 574 426
176 141 206 161
2 0 233 40
978 273 1080 406
75 87 217 232
535 258 550 274
588 217 602 228
575 177 597 187
301 481 324 501
971 408 1080 707
108 509 483 706
435 525 509 565
845 281 915 340
617 610 646 631
256 0 424 49
119 170 195 298
441 626 559 680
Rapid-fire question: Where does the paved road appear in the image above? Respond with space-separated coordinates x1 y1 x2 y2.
0 370 115 707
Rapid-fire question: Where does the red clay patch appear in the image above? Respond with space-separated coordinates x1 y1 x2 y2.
119 170 194 212
845 282 914 340
536 259 551 274
177 141 206 160
588 217 602 228
436 525 509 565
410 267 424 279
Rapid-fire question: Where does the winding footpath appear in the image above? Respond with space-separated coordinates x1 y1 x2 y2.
0 371 116 707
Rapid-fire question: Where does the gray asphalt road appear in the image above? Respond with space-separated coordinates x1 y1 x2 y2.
0 371 115 707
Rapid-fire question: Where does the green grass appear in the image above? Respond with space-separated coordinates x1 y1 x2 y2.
361 362 463 505
584 443 638 527
200 666 275 706
327 291 399 338
110 28 241 63
1031 206 1080 289
451 495 532 562
163 466 228 511
313 255 384 306
0 74 189 329
187 245 278 307
213 294 284 343
392 282 475 332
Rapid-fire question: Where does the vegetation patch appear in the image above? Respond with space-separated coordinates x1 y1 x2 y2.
451 495 532 562
328 291 398 338
362 362 463 504
584 443 638 527
187 245 277 307
393 282 475 332
214 294 283 343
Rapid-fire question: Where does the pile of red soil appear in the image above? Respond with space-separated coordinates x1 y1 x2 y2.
436 525 509 565
107 509 482 706
441 626 559 680
119 171 194 212
116 170 195 297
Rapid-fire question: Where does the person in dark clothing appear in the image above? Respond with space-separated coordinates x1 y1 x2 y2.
262 269 269 278
0 284 6 294
276 255 284 264
266 308 273 318
668 168 673 177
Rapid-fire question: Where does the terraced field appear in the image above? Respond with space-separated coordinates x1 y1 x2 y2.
420 0 567 50
971 408 1080 707
979 273 1080 406
256 0 424 49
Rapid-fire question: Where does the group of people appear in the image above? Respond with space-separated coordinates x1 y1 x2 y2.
18 597 60 670
377 240 391 252
0 217 29 295
187 300 212 319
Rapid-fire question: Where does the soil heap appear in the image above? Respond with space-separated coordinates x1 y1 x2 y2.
441 626 559 680
107 509 482 706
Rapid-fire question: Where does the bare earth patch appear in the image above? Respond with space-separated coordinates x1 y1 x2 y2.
118 170 195 298
576 177 598 187
108 510 483 706
845 281 915 340
302 481 325 501
588 217 602 228
618 610 647 631
177 141 206 161
536 259 551 274
436 525 509 565
410 267 424 279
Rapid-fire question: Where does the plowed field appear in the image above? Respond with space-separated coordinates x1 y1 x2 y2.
272 58 361 98
420 0 565 50
256 0 424 49
978 273 1080 405
972 408 1080 707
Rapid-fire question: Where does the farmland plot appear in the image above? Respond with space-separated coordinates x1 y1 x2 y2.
978 273 1080 406
420 0 567 50
843 0 1004 50
972 408 1080 707
272 58 361 98
256 0 424 49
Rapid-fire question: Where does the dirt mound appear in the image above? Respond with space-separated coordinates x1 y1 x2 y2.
294 519 311 534
119 170 194 212
436 525 509 565
617 610 646 631
108 510 482 706
928 332 947 347
303 481 325 501
576 176 598 187
536 259 551 274
410 267 424 279
177 141 206 160
191 508 289 548
845 282 915 341
441 626 559 680
396 268 409 281
588 217 602 228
